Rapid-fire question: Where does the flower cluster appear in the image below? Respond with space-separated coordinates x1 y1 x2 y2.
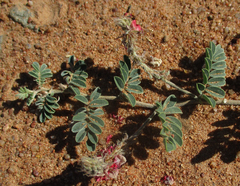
110 113 124 124
161 175 174 185
80 134 128 181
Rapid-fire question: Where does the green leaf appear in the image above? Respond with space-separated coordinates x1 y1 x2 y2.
205 86 225 98
120 68 128 83
86 140 96 151
71 121 87 133
74 95 88 105
129 69 140 78
29 62 53 87
201 94 216 108
128 76 141 85
126 84 143 94
119 61 129 74
164 138 176 152
68 55 75 69
75 129 86 143
206 48 213 61
166 116 182 128
160 127 168 138
89 108 104 116
211 61 226 69
89 99 109 108
114 76 125 91
171 131 183 146
88 123 102 134
208 77 225 86
124 92 136 107
17 87 30 100
196 83 205 94
70 78 86 88
123 55 131 71
61 70 70 77
202 68 209 84
210 69 226 77
90 87 101 101
158 112 166 123
72 112 87 121
70 86 81 95
163 95 177 110
44 104 55 114
46 95 57 103
212 44 226 62
204 58 212 71
210 41 216 55
27 92 35 106
88 131 98 144
163 122 182 137
165 107 182 114
75 108 87 114
89 115 104 127
39 111 46 123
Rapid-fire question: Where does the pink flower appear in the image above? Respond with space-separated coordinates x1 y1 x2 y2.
130 20 142 31
106 135 113 143
161 175 174 185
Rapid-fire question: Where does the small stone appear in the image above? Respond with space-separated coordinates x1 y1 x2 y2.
34 43 42 50
228 89 235 95
25 44 31 49
31 144 39 152
224 27 230 34
7 166 18 174
30 121 37 128
0 13 8 22
23 56 31 64
27 1 33 7
32 169 39 177
12 124 22 130
209 161 217 169
64 154 70 160
235 13 240 20
200 173 204 178
0 139 5 147
162 35 169 43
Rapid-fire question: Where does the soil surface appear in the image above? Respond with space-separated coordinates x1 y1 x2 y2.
0 0 240 186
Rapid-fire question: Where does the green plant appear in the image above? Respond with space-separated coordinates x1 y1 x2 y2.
16 6 236 182
196 41 226 107
114 55 143 107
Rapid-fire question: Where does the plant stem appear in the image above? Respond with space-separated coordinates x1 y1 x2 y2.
52 84 240 107
161 78 198 99
123 110 158 149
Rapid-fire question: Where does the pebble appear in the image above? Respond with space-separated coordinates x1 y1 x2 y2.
209 161 217 169
32 169 39 177
25 43 31 49
64 154 70 160
0 139 5 147
7 165 18 174
27 1 33 7
228 89 235 95
31 144 39 152
162 35 169 43
23 56 31 64
34 43 42 50
9 4 35 30
235 13 240 20
30 121 37 128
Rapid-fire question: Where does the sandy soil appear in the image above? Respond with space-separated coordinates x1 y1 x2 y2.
0 0 240 185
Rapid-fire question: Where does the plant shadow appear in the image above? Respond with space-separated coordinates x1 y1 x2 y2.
46 123 79 159
119 113 161 163
191 110 240 164
25 161 90 186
